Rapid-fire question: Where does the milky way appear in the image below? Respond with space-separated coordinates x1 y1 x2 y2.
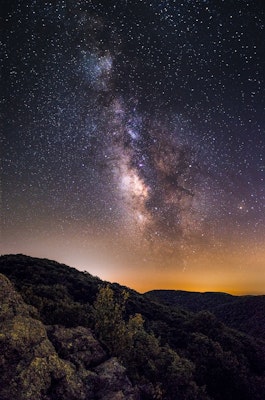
1 1 265 293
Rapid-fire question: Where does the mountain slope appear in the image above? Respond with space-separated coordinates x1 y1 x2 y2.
1 254 265 400
145 290 265 339
0 273 138 400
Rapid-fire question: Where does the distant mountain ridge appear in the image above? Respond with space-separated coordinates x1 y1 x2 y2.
145 289 265 339
145 290 235 312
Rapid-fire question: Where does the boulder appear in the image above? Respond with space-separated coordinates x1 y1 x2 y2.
47 325 106 368
95 357 140 400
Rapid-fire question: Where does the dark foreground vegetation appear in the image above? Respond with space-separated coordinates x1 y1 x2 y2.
0 254 265 400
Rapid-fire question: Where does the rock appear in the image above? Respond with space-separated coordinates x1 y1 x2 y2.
0 273 30 321
47 325 106 369
47 328 140 399
95 357 140 400
0 274 86 400
0 274 140 400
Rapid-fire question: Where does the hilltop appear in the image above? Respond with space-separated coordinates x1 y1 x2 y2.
0 254 265 400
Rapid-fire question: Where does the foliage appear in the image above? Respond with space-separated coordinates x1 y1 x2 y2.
93 286 207 399
93 285 129 355
1 254 265 400
146 289 265 339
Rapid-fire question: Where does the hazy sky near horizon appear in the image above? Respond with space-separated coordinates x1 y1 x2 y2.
2 0 265 294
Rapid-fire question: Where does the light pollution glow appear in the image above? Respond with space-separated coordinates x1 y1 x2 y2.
2 230 265 295
2 1 264 296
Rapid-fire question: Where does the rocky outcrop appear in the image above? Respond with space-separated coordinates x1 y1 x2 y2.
0 273 139 400
47 325 107 369
95 357 140 400
0 273 31 320
46 326 140 399
0 274 87 400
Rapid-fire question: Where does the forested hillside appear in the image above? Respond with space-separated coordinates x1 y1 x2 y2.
1 254 265 400
145 290 265 339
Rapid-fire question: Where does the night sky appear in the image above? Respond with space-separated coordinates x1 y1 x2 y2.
2 0 265 294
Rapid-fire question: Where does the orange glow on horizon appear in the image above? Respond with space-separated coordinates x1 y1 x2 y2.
1 232 264 296
113 268 265 296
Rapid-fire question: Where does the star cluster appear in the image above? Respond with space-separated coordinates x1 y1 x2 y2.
1 1 265 293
